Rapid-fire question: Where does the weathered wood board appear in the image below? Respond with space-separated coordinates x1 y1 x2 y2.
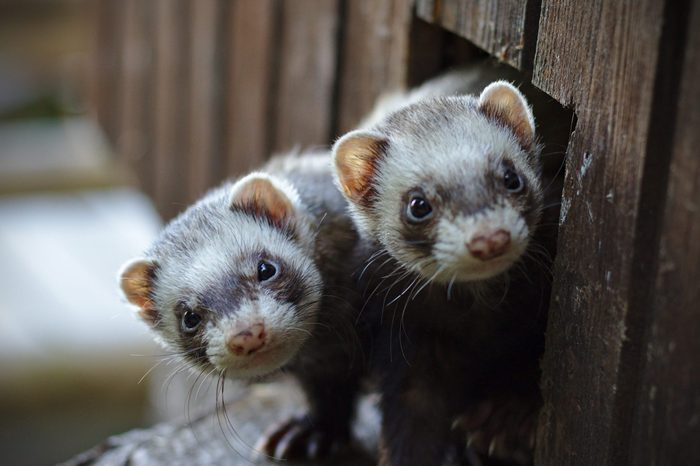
335 0 413 135
91 0 125 147
415 0 538 70
60 382 378 466
625 1 700 463
118 0 155 197
271 0 340 152
226 0 276 176
531 0 698 465
152 0 192 221
187 0 226 199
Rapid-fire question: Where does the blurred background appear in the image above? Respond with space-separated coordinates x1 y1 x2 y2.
0 1 163 465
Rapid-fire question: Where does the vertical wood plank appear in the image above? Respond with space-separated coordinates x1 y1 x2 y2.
415 0 538 70
335 0 413 135
153 0 191 220
118 0 155 195
272 0 340 151
188 0 226 199
531 1 692 465
626 1 699 463
226 0 277 176
91 0 124 146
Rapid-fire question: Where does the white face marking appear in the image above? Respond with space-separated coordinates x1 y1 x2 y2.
431 205 530 282
205 294 313 379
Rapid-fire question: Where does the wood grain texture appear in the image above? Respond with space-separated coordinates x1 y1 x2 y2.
415 0 537 70
152 0 191 220
272 0 340 152
531 1 694 465
188 0 226 199
226 0 276 176
335 0 413 135
118 0 155 195
625 1 699 463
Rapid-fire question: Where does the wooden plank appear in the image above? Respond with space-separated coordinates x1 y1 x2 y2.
531 1 693 465
90 0 124 146
625 1 700 463
118 0 155 195
152 0 191 220
188 0 226 199
415 0 539 70
226 0 277 176
335 0 413 135
272 0 340 152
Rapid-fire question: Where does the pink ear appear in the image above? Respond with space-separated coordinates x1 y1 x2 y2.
478 81 535 150
333 131 388 203
230 174 296 226
119 258 159 325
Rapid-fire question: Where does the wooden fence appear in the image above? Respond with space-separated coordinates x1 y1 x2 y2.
90 0 699 464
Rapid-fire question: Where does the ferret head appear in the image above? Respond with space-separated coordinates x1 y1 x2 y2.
333 81 542 284
119 173 322 379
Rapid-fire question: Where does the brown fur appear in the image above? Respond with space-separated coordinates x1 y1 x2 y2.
334 135 389 206
120 260 158 325
230 176 296 227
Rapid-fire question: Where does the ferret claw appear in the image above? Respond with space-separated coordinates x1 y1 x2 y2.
256 414 337 461
455 397 540 465
488 438 496 456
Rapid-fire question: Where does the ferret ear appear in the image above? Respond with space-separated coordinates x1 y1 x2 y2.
119 258 159 325
333 131 389 203
478 81 535 150
229 173 297 225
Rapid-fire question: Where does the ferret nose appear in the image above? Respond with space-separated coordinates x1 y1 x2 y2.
467 230 511 261
226 323 267 356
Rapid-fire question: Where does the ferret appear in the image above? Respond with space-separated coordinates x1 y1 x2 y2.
119 152 367 461
332 72 558 465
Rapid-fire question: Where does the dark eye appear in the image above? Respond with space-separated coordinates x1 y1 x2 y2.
503 168 525 193
181 309 202 333
407 193 433 223
257 260 277 281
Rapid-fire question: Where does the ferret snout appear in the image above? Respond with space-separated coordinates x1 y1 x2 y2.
467 229 511 261
226 322 267 356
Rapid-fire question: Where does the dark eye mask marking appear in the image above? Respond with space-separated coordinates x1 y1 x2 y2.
399 188 438 257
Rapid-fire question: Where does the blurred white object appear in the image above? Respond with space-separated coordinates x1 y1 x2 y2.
0 188 162 365
0 112 169 465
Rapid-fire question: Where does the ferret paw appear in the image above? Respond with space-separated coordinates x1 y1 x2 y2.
453 398 539 465
255 414 345 461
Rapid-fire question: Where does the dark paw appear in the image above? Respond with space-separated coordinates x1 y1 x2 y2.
255 414 346 462
453 398 539 465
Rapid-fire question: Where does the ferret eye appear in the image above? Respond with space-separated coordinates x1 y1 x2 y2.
407 193 433 223
503 168 525 193
257 260 277 281
181 309 202 333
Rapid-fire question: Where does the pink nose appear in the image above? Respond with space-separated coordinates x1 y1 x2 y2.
467 230 511 261
226 323 267 356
